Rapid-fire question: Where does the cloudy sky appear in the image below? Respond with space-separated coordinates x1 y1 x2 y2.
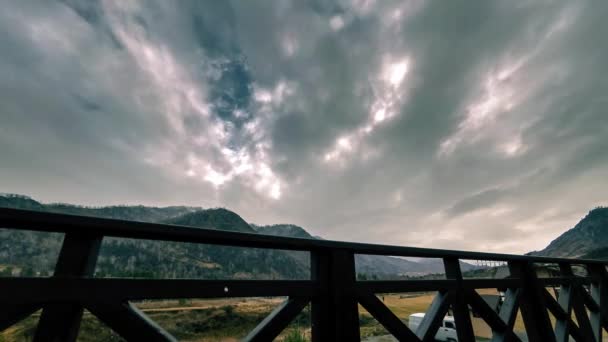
1 0 607 254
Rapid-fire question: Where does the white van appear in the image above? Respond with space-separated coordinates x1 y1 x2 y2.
408 313 458 342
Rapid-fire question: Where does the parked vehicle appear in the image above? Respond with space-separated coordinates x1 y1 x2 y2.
408 313 458 342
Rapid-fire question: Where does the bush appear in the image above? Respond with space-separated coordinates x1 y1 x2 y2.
283 329 307 342
221 305 235 316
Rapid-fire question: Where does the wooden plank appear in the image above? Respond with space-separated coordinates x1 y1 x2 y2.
588 264 607 342
87 301 176 342
306 250 361 342
0 278 318 303
444 258 475 342
355 277 521 295
416 291 450 342
572 288 595 342
243 297 310 342
357 292 420 341
330 250 360 341
543 288 568 320
543 288 585 342
508 261 555 342
580 285 600 313
467 290 507 332
561 263 595 342
539 277 594 286
356 279 456 293
310 251 329 342
555 264 574 342
545 286 571 342
498 288 520 329
2 207 608 342
33 233 101 342
491 288 521 342
468 294 521 342
0 304 39 331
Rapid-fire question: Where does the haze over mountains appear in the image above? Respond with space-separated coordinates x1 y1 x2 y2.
0 193 472 279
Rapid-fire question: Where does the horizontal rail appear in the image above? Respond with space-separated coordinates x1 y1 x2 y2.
356 278 524 294
538 276 596 286
1 207 606 264
0 278 319 304
7 277 595 304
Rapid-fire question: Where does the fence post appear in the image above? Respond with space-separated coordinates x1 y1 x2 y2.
589 264 607 342
311 250 330 342
444 258 475 341
34 233 102 342
509 261 555 342
562 263 594 341
311 249 360 341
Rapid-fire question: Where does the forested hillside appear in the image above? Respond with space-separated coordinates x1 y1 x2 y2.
0 193 477 279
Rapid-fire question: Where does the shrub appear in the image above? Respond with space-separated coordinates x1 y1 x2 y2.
221 305 235 316
283 329 307 342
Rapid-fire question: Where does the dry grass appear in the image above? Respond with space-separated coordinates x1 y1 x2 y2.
133 297 283 313
7 288 608 341
359 289 528 339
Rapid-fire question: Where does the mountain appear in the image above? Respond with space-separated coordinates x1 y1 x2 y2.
0 194 306 279
252 224 479 276
252 224 429 276
0 193 477 279
253 224 313 239
0 193 195 221
530 207 608 258
581 247 608 260
415 257 479 273
0 194 46 211
47 204 195 222
165 209 256 233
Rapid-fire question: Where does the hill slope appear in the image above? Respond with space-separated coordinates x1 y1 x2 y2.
0 194 306 279
531 207 608 258
1 193 476 278
253 224 313 239
581 247 608 260
252 224 478 276
165 209 256 233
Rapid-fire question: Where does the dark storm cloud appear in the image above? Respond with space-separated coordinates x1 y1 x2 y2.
1 0 608 254
444 188 508 218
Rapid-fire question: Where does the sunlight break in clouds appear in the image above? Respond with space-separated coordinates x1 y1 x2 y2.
500 136 526 157
2 0 608 255
438 6 580 159
103 0 284 199
186 148 283 200
324 57 410 164
383 59 409 88
329 15 345 31
438 61 521 158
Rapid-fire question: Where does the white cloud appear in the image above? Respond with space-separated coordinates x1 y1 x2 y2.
101 0 286 200
323 56 411 165
383 59 409 87
1 0 606 255
329 16 345 31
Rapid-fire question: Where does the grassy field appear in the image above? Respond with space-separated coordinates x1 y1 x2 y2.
358 290 513 340
0 298 309 342
7 289 604 341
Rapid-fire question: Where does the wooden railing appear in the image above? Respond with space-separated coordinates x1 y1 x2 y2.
1 208 607 341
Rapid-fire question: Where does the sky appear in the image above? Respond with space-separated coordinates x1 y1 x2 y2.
1 0 608 254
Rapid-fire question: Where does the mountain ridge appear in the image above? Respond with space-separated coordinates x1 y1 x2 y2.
0 193 462 278
530 207 608 258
